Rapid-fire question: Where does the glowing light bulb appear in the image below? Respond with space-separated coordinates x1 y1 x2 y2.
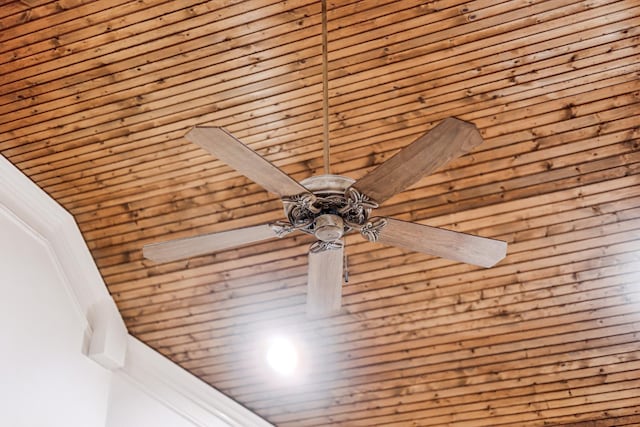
266 336 298 376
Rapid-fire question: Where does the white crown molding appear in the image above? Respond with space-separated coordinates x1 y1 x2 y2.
0 155 272 426
121 337 274 427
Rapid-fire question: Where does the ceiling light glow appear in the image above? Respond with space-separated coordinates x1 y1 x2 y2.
266 336 298 376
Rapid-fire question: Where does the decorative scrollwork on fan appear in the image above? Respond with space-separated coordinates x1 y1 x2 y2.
310 240 344 253
340 188 377 229
282 186 382 238
268 221 296 237
359 217 388 242
282 193 318 229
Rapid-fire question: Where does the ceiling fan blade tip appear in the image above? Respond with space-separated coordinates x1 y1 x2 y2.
482 239 508 267
183 126 309 197
349 117 485 204
141 244 158 262
377 218 508 268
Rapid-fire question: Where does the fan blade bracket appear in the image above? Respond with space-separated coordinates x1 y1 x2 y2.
309 239 344 254
338 187 379 232
357 217 389 242
268 221 297 238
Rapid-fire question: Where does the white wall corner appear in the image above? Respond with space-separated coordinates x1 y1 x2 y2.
0 155 128 370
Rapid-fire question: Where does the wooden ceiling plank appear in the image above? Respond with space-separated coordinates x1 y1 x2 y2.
330 1 636 83
239 321 640 405
231 322 640 401
0 0 316 92
0 0 124 42
129 203 640 334
0 4 321 128
330 17 639 105
0 1 30 20
254 336 634 416
161 263 640 373
333 62 639 150
16 26 636 186
555 412 640 427
0 0 174 64
223 312 640 403
113 200 640 323
125 230 635 337
3 7 632 159
2 0 267 63
331 46 639 131
1 0 608 153
272 376 640 425
90 144 636 268
3 0 388 120
104 189 632 295
1 0 580 145
43 99 634 227
111 210 640 316
3 0 640 423
396 395 640 427
225 345 637 414
148 252 640 358
329 0 581 66
130 248 640 347
178 313 640 395
18 10 632 181
10 25 632 197
77 115 637 234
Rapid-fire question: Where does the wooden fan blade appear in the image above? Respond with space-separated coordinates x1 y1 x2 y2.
186 127 309 198
307 242 344 317
143 224 278 263
377 218 507 268
350 117 484 204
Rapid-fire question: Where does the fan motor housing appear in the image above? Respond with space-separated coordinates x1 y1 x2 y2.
314 214 344 242
281 174 378 241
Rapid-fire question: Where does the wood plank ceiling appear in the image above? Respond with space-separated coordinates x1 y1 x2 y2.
2 0 640 425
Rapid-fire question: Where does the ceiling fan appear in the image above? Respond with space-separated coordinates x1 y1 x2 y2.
142 118 507 316
142 2 507 317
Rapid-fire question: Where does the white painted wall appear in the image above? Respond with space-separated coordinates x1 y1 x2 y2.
0 155 272 427
0 208 111 427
